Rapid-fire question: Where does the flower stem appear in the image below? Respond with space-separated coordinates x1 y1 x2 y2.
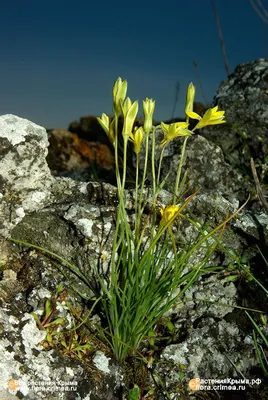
173 136 189 203
157 147 165 187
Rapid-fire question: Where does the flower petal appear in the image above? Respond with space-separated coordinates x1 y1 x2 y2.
186 111 201 120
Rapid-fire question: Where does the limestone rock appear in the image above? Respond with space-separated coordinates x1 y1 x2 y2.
0 115 53 238
202 58 268 184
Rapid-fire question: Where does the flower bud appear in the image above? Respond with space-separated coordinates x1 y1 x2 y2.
143 98 155 134
129 126 144 154
185 82 196 115
97 113 110 135
112 77 127 116
121 98 139 138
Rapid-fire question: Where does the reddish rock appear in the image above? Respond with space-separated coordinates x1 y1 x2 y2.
68 115 158 144
47 128 114 177
68 116 110 144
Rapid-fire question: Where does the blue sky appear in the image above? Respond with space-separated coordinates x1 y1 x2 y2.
0 0 267 129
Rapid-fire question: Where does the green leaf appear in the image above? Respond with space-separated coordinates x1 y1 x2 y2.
46 332 53 345
252 330 268 377
165 320 175 333
74 344 91 352
226 275 238 282
45 299 53 317
61 339 68 348
57 283 64 294
129 384 140 400
246 312 268 347
260 314 267 326
31 312 43 328
44 317 65 327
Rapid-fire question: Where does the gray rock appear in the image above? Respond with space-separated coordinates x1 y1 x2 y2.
138 128 250 203
160 318 256 380
0 115 53 238
215 59 268 131
0 259 122 400
202 58 268 182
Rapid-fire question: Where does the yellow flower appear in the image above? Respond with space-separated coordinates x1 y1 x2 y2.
129 126 144 154
186 105 226 130
159 122 192 148
160 204 180 221
184 82 196 115
143 98 155 134
113 77 128 116
97 113 110 134
121 97 139 139
97 114 116 144
108 118 116 144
